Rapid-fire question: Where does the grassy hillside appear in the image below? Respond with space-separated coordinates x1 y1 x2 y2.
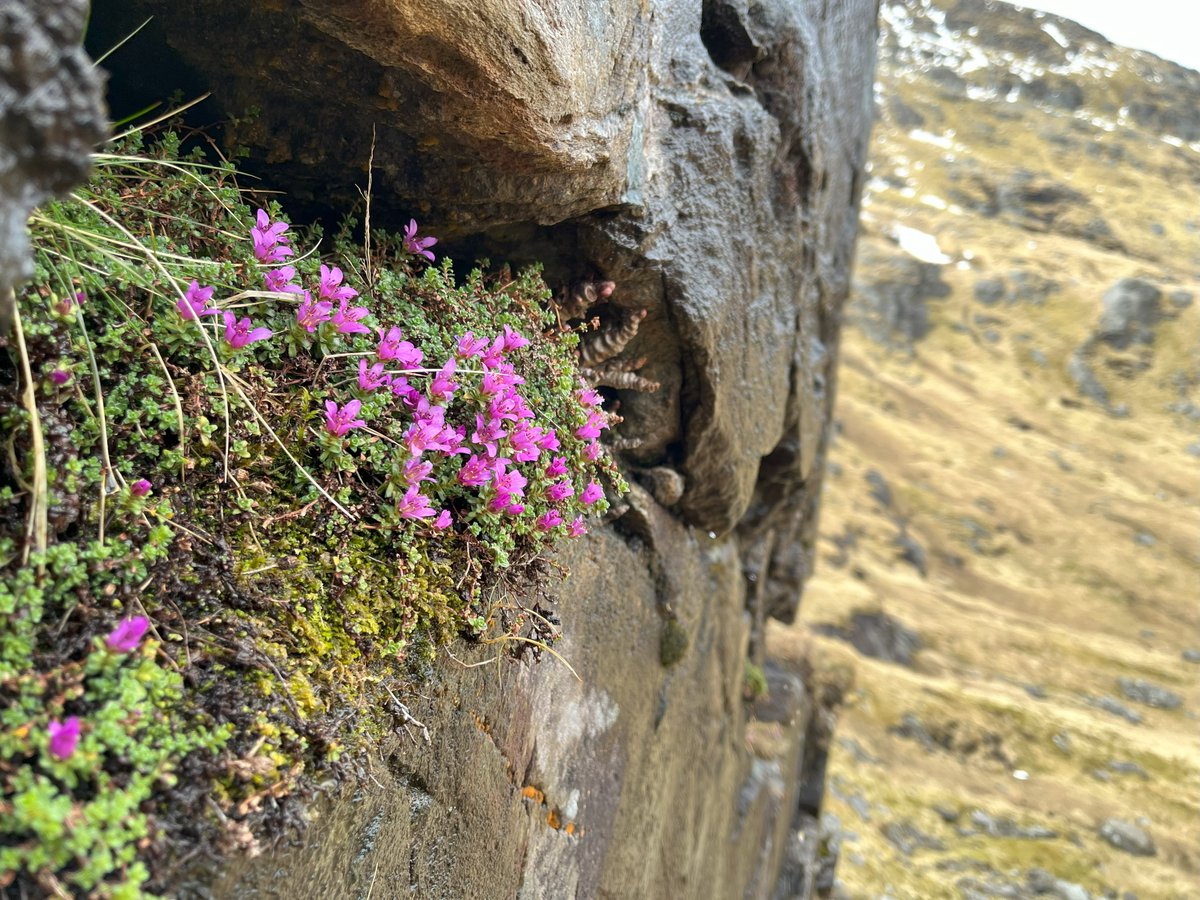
771 1 1200 896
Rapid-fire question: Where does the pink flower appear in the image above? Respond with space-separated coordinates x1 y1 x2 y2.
568 517 587 538
48 717 81 760
397 485 435 519
536 429 560 452
403 219 438 262
545 456 568 479
428 358 458 402
456 331 489 358
358 359 391 392
402 458 434 486
252 209 293 263
500 325 529 351
575 410 609 441
318 265 359 302
106 616 149 652
471 414 507 457
581 482 603 505
480 339 505 369
583 441 603 461
223 312 272 349
177 280 218 320
546 480 574 502
577 388 603 407
50 368 71 386
537 510 563 531
457 454 492 488
509 424 541 463
264 266 302 294
489 468 527 512
377 327 423 367
296 292 333 332
433 510 453 530
324 399 366 437
332 299 371 335
130 478 152 497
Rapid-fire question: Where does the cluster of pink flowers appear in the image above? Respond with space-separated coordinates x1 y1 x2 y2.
46 616 150 761
175 205 605 537
327 313 606 536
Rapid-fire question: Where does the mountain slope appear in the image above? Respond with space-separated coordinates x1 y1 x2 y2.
771 1 1200 896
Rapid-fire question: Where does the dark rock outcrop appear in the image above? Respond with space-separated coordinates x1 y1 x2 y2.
1097 278 1162 349
87 0 880 895
0 0 107 320
849 242 951 348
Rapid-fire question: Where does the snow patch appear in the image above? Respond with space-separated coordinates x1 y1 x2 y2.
893 225 953 265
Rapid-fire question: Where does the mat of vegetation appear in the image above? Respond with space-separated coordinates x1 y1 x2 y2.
0 130 620 897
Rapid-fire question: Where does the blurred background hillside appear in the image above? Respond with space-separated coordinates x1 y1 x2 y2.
771 0 1200 896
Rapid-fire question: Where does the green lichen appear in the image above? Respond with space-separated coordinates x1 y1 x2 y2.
1 130 623 895
659 617 690 668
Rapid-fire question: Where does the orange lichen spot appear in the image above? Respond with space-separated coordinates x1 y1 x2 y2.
521 785 545 805
546 809 562 830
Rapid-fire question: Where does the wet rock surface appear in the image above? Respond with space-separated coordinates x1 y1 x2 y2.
85 0 878 896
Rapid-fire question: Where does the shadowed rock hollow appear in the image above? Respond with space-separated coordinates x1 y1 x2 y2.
87 1 879 896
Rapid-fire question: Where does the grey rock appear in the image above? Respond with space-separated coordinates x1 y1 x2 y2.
880 819 945 855
814 611 922 667
1169 289 1193 309
1025 683 1048 700
1133 531 1157 547
888 96 925 128
1097 819 1156 857
934 804 960 823
1107 760 1149 779
850 243 951 348
1085 694 1144 725
968 808 1058 840
865 470 893 509
1068 341 1111 409
0 0 108 321
1182 648 1200 663
1052 732 1072 755
1027 868 1091 899
975 277 1008 305
895 527 928 578
1117 677 1182 710
1097 279 1162 349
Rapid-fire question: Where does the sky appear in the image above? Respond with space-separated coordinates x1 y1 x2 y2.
1021 0 1200 72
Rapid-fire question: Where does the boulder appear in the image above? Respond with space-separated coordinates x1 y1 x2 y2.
84 0 879 894
1098 278 1162 348
1097 818 1157 857
0 0 108 322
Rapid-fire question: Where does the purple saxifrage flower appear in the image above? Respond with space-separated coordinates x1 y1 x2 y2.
402 219 438 262
252 209 293 264
50 368 71 385
130 478 152 497
296 292 333 332
433 510 453 530
223 312 272 349
537 510 563 531
106 616 150 652
177 280 218 320
48 717 81 760
264 265 303 294
358 359 391 392
324 399 366 437
568 516 587 538
318 265 359 303
397 485 436 519
580 482 604 505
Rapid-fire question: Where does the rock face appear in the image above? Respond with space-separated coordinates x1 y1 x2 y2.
0 0 107 318
91 0 878 895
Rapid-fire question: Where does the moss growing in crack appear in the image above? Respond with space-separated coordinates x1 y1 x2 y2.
1 129 624 895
